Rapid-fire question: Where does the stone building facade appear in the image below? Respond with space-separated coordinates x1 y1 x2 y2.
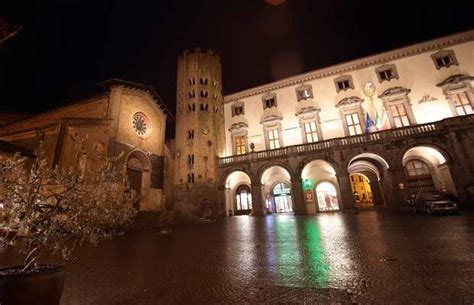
172 49 225 216
218 30 474 216
0 79 171 211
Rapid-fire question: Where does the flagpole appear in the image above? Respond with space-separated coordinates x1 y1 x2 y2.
0 25 22 46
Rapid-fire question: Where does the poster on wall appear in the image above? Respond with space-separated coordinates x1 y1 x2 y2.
304 190 313 203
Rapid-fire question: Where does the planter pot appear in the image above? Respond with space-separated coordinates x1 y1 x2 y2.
0 264 65 305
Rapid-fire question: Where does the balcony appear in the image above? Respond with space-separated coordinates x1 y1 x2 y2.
218 114 474 167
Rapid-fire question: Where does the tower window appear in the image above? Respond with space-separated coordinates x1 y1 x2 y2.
189 91 195 98
188 154 194 165
200 78 208 85
187 173 195 183
188 103 196 112
213 93 219 100
188 129 194 139
200 91 208 98
200 104 209 111
189 78 195 85
213 80 218 87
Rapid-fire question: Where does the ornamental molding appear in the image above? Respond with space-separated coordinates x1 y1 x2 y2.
295 105 321 117
228 122 249 133
224 30 474 103
436 74 474 87
378 87 411 99
419 93 438 103
335 96 364 108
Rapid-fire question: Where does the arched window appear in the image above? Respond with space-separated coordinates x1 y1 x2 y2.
272 182 292 213
236 185 252 211
405 160 430 177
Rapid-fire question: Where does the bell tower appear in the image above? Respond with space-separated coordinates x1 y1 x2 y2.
173 48 225 217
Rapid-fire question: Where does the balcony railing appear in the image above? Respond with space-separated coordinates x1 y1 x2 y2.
218 114 474 166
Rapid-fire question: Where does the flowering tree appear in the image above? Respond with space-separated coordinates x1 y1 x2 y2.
0 132 136 272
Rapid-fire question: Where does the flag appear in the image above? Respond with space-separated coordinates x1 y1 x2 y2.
365 112 377 134
376 109 391 130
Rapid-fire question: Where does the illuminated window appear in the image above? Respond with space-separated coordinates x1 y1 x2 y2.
390 104 411 127
303 121 318 143
267 128 281 149
345 113 363 136
234 135 246 155
405 160 430 177
452 92 473 116
236 185 252 211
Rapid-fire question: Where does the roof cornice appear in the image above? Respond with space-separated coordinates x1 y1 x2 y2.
224 29 474 103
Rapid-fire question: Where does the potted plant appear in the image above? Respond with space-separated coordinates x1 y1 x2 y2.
0 133 136 305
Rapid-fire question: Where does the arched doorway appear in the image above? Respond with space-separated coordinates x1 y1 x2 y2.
224 170 252 216
272 182 292 213
315 182 340 212
350 173 374 207
235 184 252 215
348 153 390 208
260 165 293 214
301 159 340 213
402 146 457 197
126 151 151 210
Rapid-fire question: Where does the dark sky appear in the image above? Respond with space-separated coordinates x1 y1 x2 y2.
1 0 473 115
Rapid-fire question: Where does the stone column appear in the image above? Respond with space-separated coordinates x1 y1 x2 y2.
224 187 232 216
336 172 356 211
383 166 408 210
251 182 266 216
291 177 307 215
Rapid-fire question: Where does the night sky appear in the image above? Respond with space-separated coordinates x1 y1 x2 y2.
1 0 473 115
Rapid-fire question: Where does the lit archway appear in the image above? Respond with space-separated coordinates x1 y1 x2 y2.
301 159 340 213
402 146 456 196
315 182 340 212
260 165 292 213
225 171 252 215
348 153 390 208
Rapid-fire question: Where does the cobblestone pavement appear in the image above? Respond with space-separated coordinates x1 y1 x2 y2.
5 210 474 304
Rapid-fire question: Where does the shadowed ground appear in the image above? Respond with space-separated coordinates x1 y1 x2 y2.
2 210 474 304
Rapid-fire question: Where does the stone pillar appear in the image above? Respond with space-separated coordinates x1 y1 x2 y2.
336 172 356 211
225 188 232 216
383 166 409 210
291 177 306 215
251 182 266 216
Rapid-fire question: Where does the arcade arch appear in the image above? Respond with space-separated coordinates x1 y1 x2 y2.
301 160 341 213
402 146 456 196
224 171 252 215
347 153 390 208
260 165 293 213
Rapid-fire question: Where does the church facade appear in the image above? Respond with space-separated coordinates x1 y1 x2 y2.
0 79 170 211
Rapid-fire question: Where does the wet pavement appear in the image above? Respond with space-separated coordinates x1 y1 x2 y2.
5 210 474 304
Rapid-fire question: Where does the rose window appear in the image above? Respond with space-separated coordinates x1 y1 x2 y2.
132 112 149 136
